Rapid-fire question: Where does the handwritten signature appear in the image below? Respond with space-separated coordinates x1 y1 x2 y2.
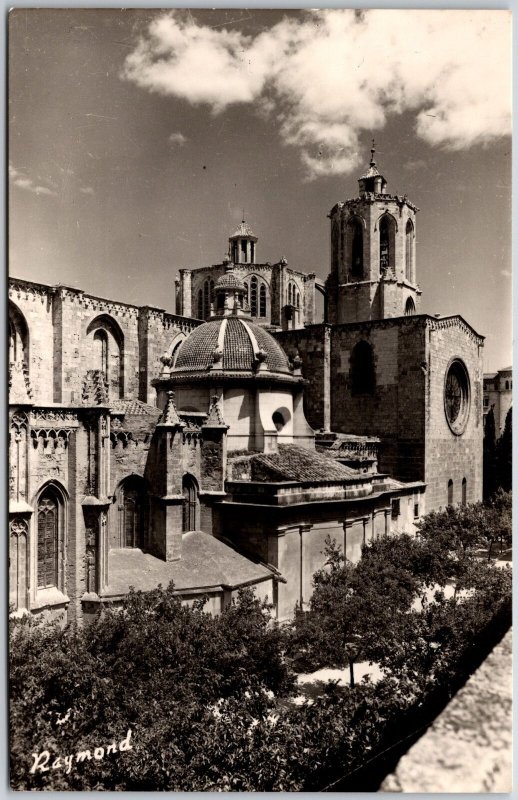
30 729 133 776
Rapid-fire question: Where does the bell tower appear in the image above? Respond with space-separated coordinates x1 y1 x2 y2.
326 142 421 324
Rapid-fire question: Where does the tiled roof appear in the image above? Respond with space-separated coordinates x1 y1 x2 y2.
173 317 292 375
105 532 274 595
250 444 357 482
215 270 245 291
110 399 161 417
230 221 256 239
359 164 382 180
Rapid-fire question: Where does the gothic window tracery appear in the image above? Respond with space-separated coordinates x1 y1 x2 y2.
86 315 124 399
379 214 396 273
259 284 267 317
9 301 29 366
182 474 199 532
37 487 63 590
118 476 147 549
250 276 258 316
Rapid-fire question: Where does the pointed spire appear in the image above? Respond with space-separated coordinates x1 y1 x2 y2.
370 138 376 166
203 395 229 429
158 390 183 427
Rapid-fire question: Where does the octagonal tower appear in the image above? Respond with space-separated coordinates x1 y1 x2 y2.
327 143 422 324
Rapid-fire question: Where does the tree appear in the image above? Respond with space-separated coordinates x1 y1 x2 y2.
496 406 512 492
483 405 497 499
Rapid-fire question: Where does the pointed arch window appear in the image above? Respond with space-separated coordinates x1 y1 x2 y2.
197 289 203 319
259 284 267 317
461 477 467 506
37 488 61 589
9 301 29 367
447 479 454 506
182 475 199 532
349 219 363 280
405 297 416 316
250 276 258 316
118 477 147 549
350 341 376 396
379 215 395 273
405 219 414 281
93 330 108 377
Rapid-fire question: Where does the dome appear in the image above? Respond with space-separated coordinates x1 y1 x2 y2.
230 220 256 239
172 316 293 377
215 270 245 292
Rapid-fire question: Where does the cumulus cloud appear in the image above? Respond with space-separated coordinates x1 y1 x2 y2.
79 186 95 195
9 163 57 196
168 131 187 146
122 9 511 178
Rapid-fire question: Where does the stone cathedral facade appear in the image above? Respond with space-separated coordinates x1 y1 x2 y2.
8 150 483 625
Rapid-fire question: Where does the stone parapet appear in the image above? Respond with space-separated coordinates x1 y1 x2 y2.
381 629 512 793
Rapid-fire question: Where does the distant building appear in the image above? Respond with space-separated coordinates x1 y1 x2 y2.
483 367 512 434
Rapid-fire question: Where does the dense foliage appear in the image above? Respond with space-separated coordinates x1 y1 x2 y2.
10 497 511 791
484 406 512 498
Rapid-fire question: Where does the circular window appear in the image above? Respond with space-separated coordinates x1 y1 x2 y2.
444 359 470 435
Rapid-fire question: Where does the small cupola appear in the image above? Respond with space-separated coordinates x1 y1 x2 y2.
358 140 387 196
229 218 258 265
212 262 249 318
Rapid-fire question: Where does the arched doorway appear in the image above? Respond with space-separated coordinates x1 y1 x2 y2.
182 474 199 532
118 477 147 548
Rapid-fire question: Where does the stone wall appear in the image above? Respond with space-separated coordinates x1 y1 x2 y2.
330 316 427 483
273 325 331 431
381 629 512 793
8 277 198 407
424 317 484 509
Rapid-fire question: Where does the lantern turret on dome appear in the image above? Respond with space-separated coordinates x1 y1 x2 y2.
229 218 258 264
211 262 251 319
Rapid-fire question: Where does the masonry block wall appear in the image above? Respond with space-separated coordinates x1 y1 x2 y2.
424 318 484 510
272 325 331 431
9 280 56 404
329 316 426 482
9 277 197 408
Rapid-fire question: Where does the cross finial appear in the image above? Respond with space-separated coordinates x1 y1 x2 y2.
370 138 376 166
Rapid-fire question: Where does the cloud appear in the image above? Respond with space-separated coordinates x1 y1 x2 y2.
500 269 512 278
79 186 95 195
9 163 57 196
122 9 511 179
168 131 187 146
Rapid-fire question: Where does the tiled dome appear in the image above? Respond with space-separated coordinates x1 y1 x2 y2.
173 317 292 376
215 271 245 291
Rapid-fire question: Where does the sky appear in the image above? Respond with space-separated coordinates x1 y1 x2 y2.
8 8 512 371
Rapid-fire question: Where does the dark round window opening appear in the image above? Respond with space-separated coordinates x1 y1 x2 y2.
272 411 285 431
444 359 470 435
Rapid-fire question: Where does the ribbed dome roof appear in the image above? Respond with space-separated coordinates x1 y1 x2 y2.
173 317 292 376
215 270 245 291
230 220 256 239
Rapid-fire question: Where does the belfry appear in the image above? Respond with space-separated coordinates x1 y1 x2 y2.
326 142 421 324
